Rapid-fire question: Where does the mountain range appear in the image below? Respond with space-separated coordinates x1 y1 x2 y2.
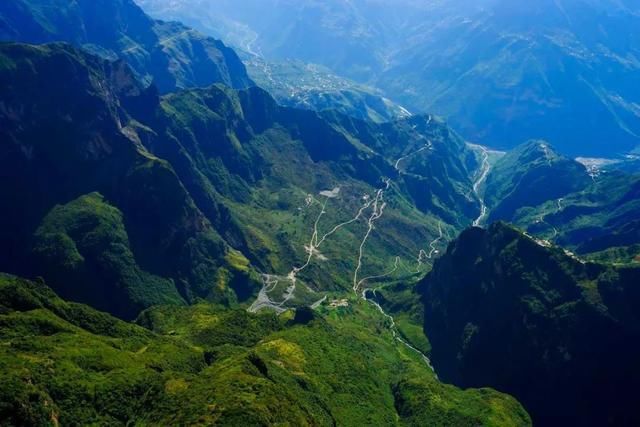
0 37 492 319
1 0 640 425
0 272 531 425
137 0 640 156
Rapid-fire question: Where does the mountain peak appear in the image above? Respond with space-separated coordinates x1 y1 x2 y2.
419 221 640 425
517 139 563 164
484 139 591 221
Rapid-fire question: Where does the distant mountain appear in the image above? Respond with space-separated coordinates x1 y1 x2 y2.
0 0 253 93
136 0 389 81
483 140 591 222
137 0 640 156
606 155 640 174
379 0 640 156
242 55 411 123
0 273 530 425
418 222 640 426
128 0 410 123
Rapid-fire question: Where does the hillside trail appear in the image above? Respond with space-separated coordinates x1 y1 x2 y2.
249 130 440 370
249 188 376 312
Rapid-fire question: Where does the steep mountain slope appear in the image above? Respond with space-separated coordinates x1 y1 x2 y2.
483 140 591 222
418 223 640 425
0 42 481 318
0 273 530 425
0 43 255 318
138 0 640 156
134 0 410 123
145 82 480 305
0 0 253 93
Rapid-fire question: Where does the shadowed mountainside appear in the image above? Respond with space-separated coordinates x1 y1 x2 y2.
419 222 640 425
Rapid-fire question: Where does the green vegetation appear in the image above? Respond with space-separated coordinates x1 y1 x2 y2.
0 274 201 426
371 280 431 355
484 140 591 222
583 244 640 265
151 76 479 296
0 38 482 322
32 192 184 318
478 140 640 263
0 42 259 317
0 41 530 425
1 3 639 426
0 274 530 426
419 222 640 425
482 150 640 262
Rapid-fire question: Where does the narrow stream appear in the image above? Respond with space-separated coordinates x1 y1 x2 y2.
362 289 436 375
472 146 491 227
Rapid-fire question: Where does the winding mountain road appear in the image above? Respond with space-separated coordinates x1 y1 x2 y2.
249 186 381 312
353 179 390 294
394 142 433 171
248 134 443 374
415 223 444 272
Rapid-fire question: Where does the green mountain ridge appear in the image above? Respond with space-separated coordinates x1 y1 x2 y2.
527 173 640 257
0 42 255 319
418 222 640 425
